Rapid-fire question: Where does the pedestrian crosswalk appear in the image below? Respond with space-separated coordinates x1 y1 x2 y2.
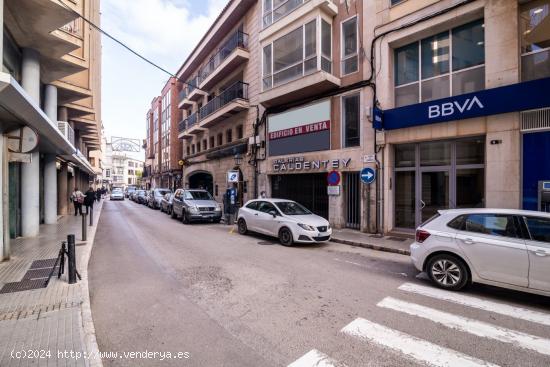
288 282 550 367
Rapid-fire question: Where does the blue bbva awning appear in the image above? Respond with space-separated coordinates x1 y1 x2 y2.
374 77 550 130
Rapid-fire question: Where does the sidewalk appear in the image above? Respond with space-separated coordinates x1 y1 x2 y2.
0 201 104 367
331 228 413 255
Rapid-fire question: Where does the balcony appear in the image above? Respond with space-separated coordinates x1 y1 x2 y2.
198 81 249 128
177 112 204 138
197 31 250 91
178 76 206 108
259 61 340 107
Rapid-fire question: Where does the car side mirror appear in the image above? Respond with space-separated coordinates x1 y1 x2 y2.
268 210 277 218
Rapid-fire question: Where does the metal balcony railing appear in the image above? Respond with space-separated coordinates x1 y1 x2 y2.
198 31 249 84
179 76 200 103
178 112 198 132
198 81 249 120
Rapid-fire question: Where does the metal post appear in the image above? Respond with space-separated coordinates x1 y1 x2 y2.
81 213 87 241
67 234 76 284
89 206 93 226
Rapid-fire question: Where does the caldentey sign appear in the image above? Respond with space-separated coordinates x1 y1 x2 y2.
374 76 550 130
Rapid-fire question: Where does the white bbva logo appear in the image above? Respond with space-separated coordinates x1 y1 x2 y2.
428 96 484 119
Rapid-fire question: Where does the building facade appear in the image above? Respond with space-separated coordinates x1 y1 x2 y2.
175 0 260 206
372 0 550 234
0 0 102 260
142 0 550 234
144 78 183 190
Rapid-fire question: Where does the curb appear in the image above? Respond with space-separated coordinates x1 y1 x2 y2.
331 237 411 256
78 202 104 367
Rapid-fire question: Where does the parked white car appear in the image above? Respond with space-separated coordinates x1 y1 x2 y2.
237 199 332 246
110 188 124 201
410 208 550 296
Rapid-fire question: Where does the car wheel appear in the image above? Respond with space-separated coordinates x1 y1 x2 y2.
237 218 247 235
182 210 190 224
427 254 469 291
278 227 293 246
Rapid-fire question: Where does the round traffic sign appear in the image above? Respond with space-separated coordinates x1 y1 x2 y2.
327 170 341 186
360 167 376 184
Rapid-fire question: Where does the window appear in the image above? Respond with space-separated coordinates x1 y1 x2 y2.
394 19 485 107
321 20 332 72
236 125 243 139
196 141 201 153
3 31 22 82
342 16 358 75
209 136 215 148
128 170 134 175
246 201 259 210
263 19 331 90
202 139 207 150
262 0 309 28
257 201 277 213
191 144 195 154
105 169 111 178
520 0 550 81
342 94 360 148
186 146 190 156
391 0 406 5
217 133 223 146
462 214 519 238
525 216 550 243
226 129 233 143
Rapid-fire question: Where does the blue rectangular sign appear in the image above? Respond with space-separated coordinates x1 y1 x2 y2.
374 77 550 130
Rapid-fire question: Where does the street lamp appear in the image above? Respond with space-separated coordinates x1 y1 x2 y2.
234 153 242 166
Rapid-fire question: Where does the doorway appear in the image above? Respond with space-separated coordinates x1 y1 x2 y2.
188 171 214 195
344 172 361 229
271 173 328 219
394 137 485 230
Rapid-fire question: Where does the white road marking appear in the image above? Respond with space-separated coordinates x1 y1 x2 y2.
287 349 343 367
378 297 550 356
341 318 499 367
399 282 550 326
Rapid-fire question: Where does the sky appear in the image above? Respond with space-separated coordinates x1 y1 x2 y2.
100 0 227 154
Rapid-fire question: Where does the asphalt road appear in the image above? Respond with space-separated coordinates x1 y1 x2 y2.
89 199 550 367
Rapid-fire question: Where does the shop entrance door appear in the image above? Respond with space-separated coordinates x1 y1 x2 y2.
419 170 449 224
271 173 328 219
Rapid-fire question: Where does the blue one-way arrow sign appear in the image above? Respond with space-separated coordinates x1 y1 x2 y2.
360 167 376 185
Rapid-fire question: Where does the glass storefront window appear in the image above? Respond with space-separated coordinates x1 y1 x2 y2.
452 19 485 71
421 32 449 79
456 169 485 208
395 43 419 86
395 171 416 228
456 138 485 165
395 144 415 167
394 138 485 229
420 141 451 166
520 0 550 81
394 19 485 107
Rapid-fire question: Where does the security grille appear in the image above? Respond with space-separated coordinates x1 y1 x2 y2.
345 172 361 229
521 107 550 132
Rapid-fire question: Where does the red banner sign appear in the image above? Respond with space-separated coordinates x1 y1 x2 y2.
268 120 330 140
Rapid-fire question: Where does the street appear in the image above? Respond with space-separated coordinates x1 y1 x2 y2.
89 200 550 367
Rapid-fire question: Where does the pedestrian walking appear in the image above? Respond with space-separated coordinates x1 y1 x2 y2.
84 187 95 214
71 187 84 216
95 187 101 202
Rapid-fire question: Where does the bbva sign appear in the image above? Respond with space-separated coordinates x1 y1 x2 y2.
428 96 484 119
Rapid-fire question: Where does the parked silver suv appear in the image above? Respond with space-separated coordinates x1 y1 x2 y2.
148 188 171 209
171 189 222 224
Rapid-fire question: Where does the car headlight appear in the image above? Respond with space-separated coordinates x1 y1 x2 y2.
189 206 199 213
215 203 222 211
297 223 316 231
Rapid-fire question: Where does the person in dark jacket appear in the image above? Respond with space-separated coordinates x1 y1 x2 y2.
95 188 101 202
84 187 95 214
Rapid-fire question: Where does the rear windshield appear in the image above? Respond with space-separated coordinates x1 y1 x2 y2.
113 189 122 193
137 190 145 195
156 190 171 196
275 202 311 215
421 213 441 227
127 187 136 192
185 191 213 200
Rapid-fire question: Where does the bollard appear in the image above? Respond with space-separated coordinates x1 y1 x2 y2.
82 213 87 241
67 234 77 284
89 206 93 226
